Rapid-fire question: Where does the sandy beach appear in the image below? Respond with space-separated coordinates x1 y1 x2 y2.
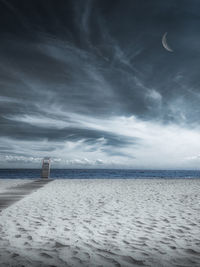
0 179 200 267
0 179 30 193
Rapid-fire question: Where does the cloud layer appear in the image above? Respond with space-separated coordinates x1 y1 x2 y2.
0 0 200 168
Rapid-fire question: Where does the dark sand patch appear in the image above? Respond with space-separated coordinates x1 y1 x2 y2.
0 179 53 211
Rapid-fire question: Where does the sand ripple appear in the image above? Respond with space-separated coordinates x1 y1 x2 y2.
0 179 200 266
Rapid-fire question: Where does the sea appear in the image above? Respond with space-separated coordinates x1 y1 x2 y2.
0 169 199 179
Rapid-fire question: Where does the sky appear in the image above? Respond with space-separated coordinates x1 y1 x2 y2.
1 0 200 169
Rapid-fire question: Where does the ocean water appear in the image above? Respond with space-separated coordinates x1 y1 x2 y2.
0 169 199 179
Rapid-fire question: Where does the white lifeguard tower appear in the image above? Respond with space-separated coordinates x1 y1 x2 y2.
41 157 51 179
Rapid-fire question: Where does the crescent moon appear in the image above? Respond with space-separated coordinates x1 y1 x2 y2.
162 32 173 52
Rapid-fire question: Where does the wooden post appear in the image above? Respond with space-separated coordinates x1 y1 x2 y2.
41 158 50 179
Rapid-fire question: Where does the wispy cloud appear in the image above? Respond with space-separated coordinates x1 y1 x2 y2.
1 112 200 168
0 0 200 168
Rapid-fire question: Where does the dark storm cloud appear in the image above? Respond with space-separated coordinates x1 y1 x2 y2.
1 0 200 165
0 0 199 119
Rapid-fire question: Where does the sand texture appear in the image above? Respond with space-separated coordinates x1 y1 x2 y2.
0 179 200 266
0 179 30 193
0 179 53 210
